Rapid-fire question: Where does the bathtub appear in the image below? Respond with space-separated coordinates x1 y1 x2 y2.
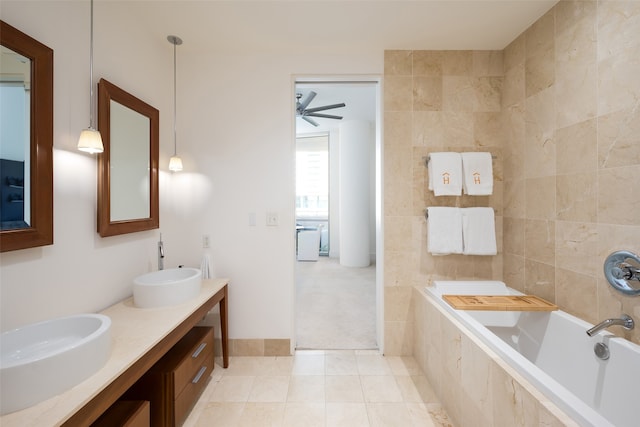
422 281 640 427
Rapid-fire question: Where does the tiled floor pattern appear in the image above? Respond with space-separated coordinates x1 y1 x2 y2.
185 351 453 427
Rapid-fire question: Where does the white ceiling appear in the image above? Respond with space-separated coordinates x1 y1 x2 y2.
127 0 558 54
295 82 377 133
117 0 558 134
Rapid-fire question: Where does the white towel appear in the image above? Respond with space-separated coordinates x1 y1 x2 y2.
427 207 463 255
461 152 493 195
200 254 211 279
462 207 497 255
428 152 462 196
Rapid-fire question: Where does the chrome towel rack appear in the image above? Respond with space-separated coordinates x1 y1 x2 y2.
423 153 497 168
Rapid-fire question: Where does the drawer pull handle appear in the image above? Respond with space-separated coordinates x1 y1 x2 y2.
192 342 207 358
192 366 207 384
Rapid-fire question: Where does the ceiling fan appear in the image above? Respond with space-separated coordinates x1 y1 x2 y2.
295 91 346 127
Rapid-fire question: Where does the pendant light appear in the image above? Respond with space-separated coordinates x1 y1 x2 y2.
168 35 183 172
77 0 104 154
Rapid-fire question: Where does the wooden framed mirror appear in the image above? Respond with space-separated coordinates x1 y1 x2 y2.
0 21 53 252
97 78 159 237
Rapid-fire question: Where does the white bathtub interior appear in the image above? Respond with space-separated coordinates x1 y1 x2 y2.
425 280 640 427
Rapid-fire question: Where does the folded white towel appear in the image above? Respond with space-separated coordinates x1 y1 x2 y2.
427 207 463 255
461 152 493 195
428 152 462 196
462 207 497 255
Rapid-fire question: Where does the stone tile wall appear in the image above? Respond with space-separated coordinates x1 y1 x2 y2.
385 0 640 354
383 50 505 355
502 0 640 344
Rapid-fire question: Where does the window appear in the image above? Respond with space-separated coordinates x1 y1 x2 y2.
296 135 328 219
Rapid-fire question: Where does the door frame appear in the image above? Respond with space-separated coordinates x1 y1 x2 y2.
291 75 384 353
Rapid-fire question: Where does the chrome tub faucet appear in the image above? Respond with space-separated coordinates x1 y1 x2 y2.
586 314 634 337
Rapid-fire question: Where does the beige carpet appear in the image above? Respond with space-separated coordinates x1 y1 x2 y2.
295 257 377 350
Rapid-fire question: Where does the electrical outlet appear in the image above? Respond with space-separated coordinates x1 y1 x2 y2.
202 234 210 248
266 212 278 226
249 212 256 226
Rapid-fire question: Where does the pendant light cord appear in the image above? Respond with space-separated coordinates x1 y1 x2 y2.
89 0 95 129
173 40 177 156
167 35 182 167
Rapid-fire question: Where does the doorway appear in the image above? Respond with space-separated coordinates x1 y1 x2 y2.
293 78 382 351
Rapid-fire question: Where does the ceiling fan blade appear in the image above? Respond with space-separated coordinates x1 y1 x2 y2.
298 91 317 112
301 115 319 126
306 113 343 120
304 103 346 113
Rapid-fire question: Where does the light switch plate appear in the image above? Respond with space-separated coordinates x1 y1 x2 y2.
266 212 278 226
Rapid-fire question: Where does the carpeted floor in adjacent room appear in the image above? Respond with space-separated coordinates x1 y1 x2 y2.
295 257 377 350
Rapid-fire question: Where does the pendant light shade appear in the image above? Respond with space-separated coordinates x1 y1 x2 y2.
77 0 103 154
169 155 183 172
168 35 183 172
77 128 103 154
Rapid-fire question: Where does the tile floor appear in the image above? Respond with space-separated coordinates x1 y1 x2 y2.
184 350 453 427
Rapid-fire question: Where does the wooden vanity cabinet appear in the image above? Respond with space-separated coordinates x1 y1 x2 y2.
91 401 150 427
125 327 214 427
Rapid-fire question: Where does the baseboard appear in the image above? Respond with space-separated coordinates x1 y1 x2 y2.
214 338 291 357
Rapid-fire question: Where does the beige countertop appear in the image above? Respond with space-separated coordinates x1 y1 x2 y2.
0 278 229 427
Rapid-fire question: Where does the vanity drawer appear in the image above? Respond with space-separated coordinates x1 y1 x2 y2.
123 327 214 427
172 327 214 396
174 349 214 425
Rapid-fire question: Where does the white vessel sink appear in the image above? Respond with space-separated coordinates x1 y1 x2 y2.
0 313 111 415
133 268 202 308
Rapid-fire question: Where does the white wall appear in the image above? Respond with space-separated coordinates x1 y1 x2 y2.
338 119 372 267
0 1 171 331
166 51 382 338
0 2 382 341
329 127 341 258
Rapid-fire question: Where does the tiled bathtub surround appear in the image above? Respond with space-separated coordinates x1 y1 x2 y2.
384 0 640 356
413 288 579 427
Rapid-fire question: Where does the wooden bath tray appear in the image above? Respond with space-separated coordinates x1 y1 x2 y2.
443 294 557 311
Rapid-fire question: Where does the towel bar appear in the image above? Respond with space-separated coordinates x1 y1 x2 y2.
423 154 497 168
425 207 497 220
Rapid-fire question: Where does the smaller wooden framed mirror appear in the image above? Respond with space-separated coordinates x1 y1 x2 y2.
97 79 159 237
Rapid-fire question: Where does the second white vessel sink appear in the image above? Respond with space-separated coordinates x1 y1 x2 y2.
133 268 202 308
0 313 111 415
